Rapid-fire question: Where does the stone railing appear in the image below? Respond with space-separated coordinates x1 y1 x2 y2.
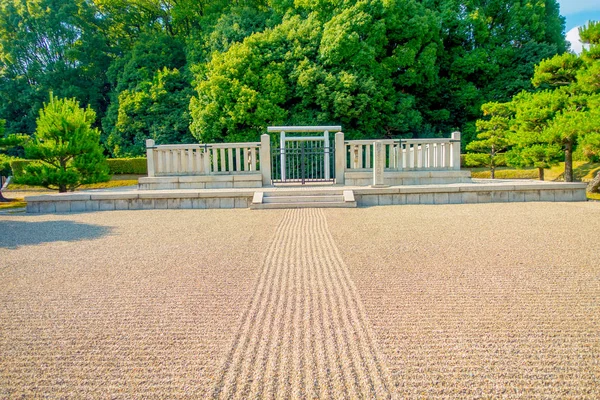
344 132 461 171
146 139 265 177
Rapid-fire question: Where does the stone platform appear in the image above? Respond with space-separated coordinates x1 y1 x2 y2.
24 180 588 213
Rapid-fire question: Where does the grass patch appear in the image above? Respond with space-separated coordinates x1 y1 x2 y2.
79 180 138 189
587 192 600 201
0 198 26 209
470 162 600 181
7 178 138 191
471 168 538 179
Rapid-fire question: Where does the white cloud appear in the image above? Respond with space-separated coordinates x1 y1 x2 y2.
566 26 585 54
559 0 600 16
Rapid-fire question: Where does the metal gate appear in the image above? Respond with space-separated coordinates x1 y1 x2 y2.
269 126 339 184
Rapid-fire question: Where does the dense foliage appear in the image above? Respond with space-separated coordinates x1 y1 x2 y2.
468 21 600 182
0 119 29 201
20 94 109 192
0 0 569 154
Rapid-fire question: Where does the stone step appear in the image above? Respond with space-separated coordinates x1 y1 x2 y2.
251 201 357 209
265 189 346 197
250 190 356 209
263 195 342 203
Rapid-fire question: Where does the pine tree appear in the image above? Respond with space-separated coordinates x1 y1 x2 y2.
465 102 512 179
21 94 109 192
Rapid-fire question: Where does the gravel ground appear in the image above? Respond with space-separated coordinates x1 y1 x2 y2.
0 209 284 398
1 202 600 398
326 202 600 398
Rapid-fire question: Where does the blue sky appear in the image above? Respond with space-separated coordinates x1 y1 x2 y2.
558 0 600 52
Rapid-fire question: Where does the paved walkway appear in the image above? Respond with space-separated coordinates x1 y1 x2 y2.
212 209 394 399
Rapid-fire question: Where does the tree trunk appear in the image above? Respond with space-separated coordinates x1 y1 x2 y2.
538 167 544 181
564 141 574 182
59 184 67 193
588 171 600 193
491 166 495 179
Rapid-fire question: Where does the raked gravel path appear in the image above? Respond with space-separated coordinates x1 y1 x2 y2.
212 209 393 399
1 202 600 398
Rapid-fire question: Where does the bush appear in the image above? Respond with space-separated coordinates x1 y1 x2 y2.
106 158 147 175
0 154 12 177
9 159 43 182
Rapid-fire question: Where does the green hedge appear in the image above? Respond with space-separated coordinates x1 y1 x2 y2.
10 158 147 179
106 157 147 175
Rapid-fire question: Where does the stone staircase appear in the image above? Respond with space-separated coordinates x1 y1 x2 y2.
250 190 357 209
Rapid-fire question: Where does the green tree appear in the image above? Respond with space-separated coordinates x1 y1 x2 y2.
102 33 188 155
506 90 566 180
21 94 109 192
111 68 195 156
515 21 600 182
0 0 112 134
465 102 512 178
417 0 567 142
190 0 439 142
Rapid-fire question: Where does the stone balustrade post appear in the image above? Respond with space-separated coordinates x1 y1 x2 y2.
372 140 388 187
260 134 271 186
146 139 155 177
451 131 461 170
335 132 345 185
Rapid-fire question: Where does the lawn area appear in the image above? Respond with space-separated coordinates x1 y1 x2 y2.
469 161 600 182
0 198 26 209
588 192 600 201
5 175 142 192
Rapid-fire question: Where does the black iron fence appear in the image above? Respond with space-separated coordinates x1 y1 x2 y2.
271 141 335 184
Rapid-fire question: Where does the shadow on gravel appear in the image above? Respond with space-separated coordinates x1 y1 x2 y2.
0 220 112 249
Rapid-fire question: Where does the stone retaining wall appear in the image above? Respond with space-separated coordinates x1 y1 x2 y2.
25 191 253 213
138 174 262 190
345 170 472 186
354 183 587 206
25 181 588 213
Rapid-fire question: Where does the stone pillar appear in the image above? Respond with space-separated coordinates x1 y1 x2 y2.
335 132 345 185
146 139 155 177
372 140 388 187
260 134 271 186
280 131 286 181
324 130 330 180
451 131 461 170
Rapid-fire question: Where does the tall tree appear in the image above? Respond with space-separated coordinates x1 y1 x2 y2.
190 0 440 142
418 0 567 142
520 21 600 182
0 0 112 134
102 33 188 155
505 90 566 180
112 68 194 155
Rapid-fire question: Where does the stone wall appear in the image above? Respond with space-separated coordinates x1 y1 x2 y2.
138 173 262 190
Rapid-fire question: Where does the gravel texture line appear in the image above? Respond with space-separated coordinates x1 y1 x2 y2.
325 202 600 398
212 208 394 399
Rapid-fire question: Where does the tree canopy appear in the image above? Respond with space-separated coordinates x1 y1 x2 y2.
0 0 569 152
20 94 109 192
466 20 600 182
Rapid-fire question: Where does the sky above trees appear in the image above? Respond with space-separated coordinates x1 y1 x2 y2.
559 0 600 52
